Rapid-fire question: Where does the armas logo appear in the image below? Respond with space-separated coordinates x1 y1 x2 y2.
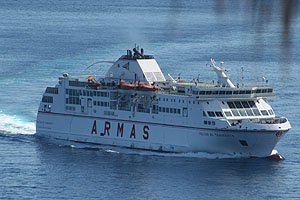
91 120 149 140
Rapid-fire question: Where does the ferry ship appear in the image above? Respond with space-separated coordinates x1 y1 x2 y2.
36 47 291 157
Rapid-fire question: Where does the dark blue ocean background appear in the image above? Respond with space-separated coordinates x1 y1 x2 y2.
0 1 300 199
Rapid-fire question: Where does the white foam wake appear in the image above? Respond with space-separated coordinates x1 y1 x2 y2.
65 142 237 159
101 146 241 159
123 150 241 159
0 111 36 135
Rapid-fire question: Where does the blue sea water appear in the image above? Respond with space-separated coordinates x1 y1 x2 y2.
0 0 300 199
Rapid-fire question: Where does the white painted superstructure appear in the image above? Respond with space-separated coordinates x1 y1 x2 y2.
36 47 291 157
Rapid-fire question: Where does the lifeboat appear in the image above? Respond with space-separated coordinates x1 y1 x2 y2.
118 80 137 90
137 82 158 91
118 81 158 91
88 79 101 88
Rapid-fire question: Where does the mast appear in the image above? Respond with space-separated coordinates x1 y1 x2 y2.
210 58 235 88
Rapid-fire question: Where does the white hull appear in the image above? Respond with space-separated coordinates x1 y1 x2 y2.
36 111 286 157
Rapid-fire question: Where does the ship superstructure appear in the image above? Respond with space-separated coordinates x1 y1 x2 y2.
36 47 291 157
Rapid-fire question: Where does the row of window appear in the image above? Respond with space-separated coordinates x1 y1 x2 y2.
227 101 256 109
159 98 202 105
69 80 88 87
193 88 272 95
224 109 273 117
66 89 109 97
204 121 215 125
93 101 109 107
207 111 223 117
66 97 80 105
65 106 75 111
160 97 184 103
206 108 274 118
45 87 58 94
227 109 260 117
158 107 181 114
226 101 261 117
42 96 53 103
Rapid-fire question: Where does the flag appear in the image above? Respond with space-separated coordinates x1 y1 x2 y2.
122 62 130 70
87 75 93 81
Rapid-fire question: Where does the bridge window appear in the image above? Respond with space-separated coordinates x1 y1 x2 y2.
252 109 261 116
224 111 232 117
231 110 240 116
261 110 269 116
215 112 223 117
207 111 216 117
238 109 247 116
248 101 256 108
234 101 243 109
245 109 254 116
227 102 236 109
241 101 250 108
268 109 274 115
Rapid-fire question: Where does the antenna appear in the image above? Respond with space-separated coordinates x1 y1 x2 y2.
178 72 182 79
168 73 176 83
197 74 200 82
241 67 244 87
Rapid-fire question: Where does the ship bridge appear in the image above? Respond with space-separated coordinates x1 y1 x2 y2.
105 48 166 85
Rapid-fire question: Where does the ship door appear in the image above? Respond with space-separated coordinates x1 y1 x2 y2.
132 105 136 117
87 98 92 114
81 98 85 112
183 107 188 117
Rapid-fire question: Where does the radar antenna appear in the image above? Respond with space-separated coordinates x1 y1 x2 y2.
210 58 235 88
